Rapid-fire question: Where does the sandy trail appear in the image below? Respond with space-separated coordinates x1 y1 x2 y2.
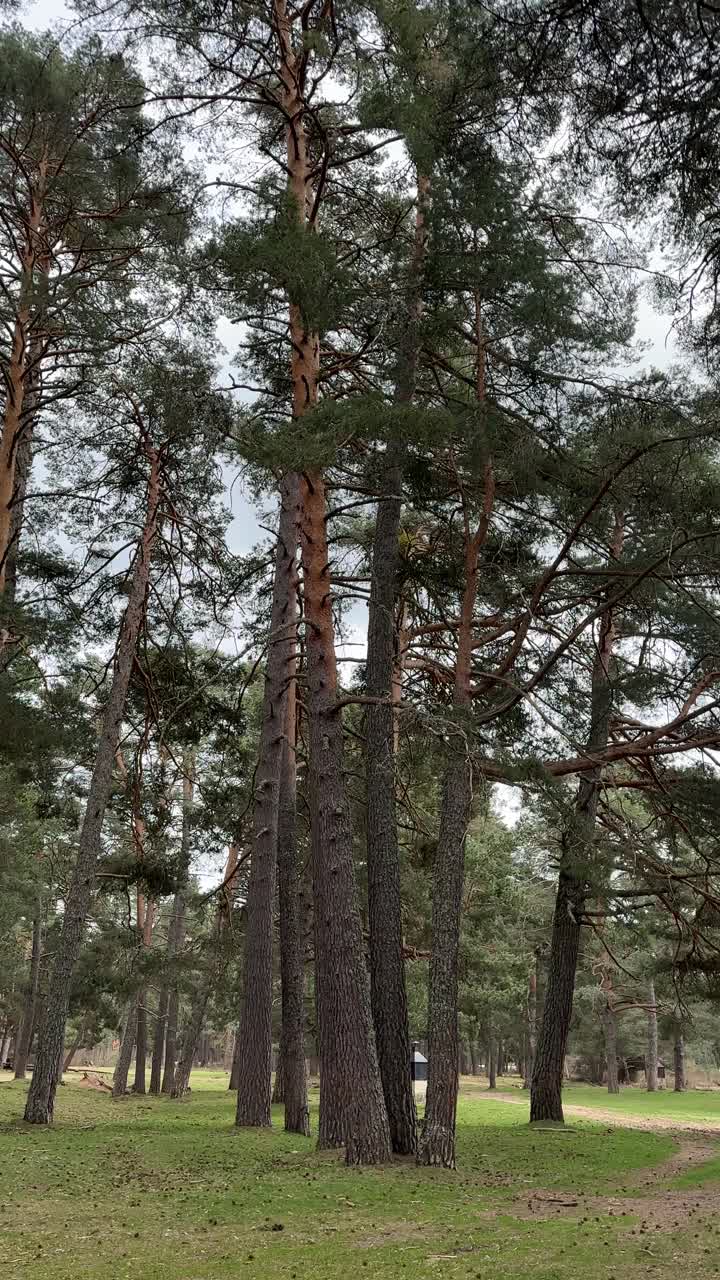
480 1087 720 1133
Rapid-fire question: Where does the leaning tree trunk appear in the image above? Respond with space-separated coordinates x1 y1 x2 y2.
24 447 161 1125
149 989 168 1094
62 1017 87 1074
277 676 310 1136
531 512 624 1125
236 475 299 1129
674 1025 686 1091
646 978 658 1092
171 981 211 1099
14 904 42 1080
113 1000 138 1098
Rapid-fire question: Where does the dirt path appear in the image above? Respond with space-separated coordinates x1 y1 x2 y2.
483 1088 720 1133
473 1091 720 1233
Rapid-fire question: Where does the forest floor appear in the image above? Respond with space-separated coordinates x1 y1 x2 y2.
2 1070 720 1280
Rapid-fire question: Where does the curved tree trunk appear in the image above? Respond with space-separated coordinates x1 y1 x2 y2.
112 1000 138 1098
14 905 42 1080
236 475 299 1129
530 512 624 1125
63 1017 87 1074
277 678 310 1136
646 978 658 1092
25 448 161 1125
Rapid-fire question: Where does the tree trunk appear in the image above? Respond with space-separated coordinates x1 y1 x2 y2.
277 677 310 1136
24 447 161 1125
674 1026 686 1091
469 1041 478 1075
171 982 211 1099
14 905 42 1080
113 999 138 1098
132 896 154 1095
604 1003 619 1094
271 1056 285 1105
530 512 624 1125
646 978 658 1092
62 1018 87 1074
236 475 299 1129
302 466 391 1165
149 989 168 1094
488 1035 498 1090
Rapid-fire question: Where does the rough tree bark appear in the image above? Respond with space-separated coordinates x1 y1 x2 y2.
418 299 494 1169
14 903 42 1080
271 1056 285 1105
530 512 624 1125
646 978 658 1092
0 1023 13 1069
277 672 310 1136
112 1000 138 1098
235 475 299 1128
24 445 161 1125
365 175 429 1158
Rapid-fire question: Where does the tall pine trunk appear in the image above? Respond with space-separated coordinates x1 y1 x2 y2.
366 176 428 1158
530 512 624 1125
14 904 42 1080
161 760 194 1095
133 896 154 1094
236 475 299 1128
25 446 161 1124
277 672 310 1136
418 359 493 1166
646 978 658 1091
302 466 391 1165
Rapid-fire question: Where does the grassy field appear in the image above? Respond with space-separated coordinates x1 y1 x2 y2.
464 1075 720 1123
2 1070 720 1280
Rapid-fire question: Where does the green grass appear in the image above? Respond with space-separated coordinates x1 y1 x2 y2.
1 1071 719 1279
